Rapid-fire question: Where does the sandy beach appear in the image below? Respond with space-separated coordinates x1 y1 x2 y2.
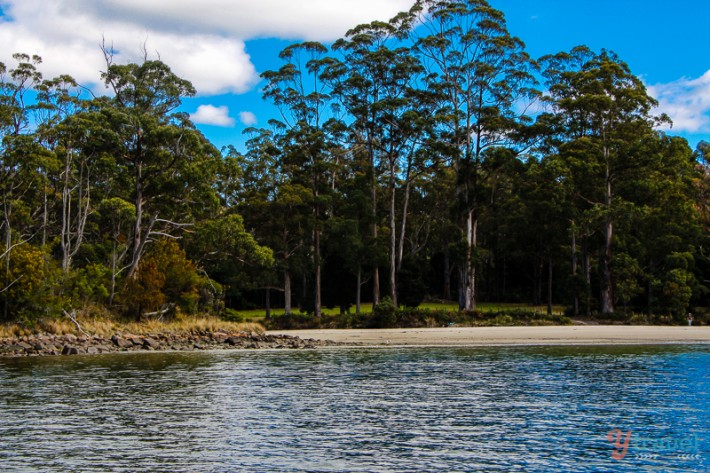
267 325 710 346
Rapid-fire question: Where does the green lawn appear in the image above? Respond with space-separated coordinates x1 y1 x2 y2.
239 301 567 321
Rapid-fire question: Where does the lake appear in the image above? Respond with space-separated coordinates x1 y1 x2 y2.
0 345 708 472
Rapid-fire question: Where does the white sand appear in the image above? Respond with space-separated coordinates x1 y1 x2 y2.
267 325 710 346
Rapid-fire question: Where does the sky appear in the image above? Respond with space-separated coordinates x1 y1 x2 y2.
1 0 709 152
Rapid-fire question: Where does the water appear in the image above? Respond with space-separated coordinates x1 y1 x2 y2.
0 345 708 472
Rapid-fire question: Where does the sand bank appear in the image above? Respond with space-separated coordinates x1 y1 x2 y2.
267 325 710 347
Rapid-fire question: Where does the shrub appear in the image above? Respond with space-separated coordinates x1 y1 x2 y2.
221 308 244 323
368 297 398 328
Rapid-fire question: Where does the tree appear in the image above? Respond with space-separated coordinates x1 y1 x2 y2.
330 16 425 307
0 54 55 319
411 0 537 311
97 51 221 282
262 42 336 317
541 46 668 314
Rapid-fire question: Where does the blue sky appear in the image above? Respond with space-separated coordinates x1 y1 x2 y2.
2 0 709 152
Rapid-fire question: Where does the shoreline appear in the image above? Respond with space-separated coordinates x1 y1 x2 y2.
0 331 342 358
2 325 709 358
267 325 710 347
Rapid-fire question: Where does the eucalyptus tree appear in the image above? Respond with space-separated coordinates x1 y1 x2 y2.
410 0 537 311
34 74 94 273
96 52 221 282
228 129 310 315
329 15 427 307
262 42 336 317
541 46 667 314
0 54 54 318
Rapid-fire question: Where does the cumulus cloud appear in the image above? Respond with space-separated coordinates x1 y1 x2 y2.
648 70 710 133
0 0 413 96
191 105 235 127
239 111 258 126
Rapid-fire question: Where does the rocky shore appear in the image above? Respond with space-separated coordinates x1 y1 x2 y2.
0 331 345 357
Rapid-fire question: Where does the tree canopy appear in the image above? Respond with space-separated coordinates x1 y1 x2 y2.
0 0 708 323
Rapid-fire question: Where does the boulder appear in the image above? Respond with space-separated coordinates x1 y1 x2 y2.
61 345 79 355
111 335 133 349
142 338 160 349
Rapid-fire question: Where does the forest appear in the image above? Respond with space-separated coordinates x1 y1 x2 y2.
1 0 709 325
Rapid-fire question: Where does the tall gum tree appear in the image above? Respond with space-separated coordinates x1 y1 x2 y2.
329 15 425 307
98 52 220 282
541 46 667 314
411 0 537 311
262 42 335 317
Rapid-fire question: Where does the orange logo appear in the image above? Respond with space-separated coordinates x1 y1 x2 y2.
607 429 632 460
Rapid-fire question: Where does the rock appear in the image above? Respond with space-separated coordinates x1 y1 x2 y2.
111 335 133 349
225 337 244 346
17 342 33 351
142 338 160 349
86 346 100 355
61 345 79 355
63 334 77 343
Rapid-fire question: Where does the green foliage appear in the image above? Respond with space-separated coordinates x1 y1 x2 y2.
220 308 244 323
0 244 54 320
68 263 111 305
398 258 427 308
0 11 709 326
369 297 398 328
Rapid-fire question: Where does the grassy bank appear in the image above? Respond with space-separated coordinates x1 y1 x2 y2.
0 315 263 339
263 303 572 330
240 301 568 322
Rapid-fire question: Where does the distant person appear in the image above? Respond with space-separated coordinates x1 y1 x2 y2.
687 313 693 326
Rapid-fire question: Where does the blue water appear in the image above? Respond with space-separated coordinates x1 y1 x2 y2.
0 345 708 472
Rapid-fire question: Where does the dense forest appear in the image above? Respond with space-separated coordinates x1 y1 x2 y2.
1 0 709 324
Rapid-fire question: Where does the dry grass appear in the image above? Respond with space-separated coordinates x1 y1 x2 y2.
0 313 263 339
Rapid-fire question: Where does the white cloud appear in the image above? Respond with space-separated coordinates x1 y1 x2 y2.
239 111 258 126
191 105 235 127
0 0 413 96
648 70 710 133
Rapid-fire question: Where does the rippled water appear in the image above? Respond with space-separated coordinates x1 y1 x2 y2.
0 345 708 472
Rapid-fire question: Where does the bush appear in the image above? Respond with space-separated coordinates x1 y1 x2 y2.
221 308 244 323
368 297 398 328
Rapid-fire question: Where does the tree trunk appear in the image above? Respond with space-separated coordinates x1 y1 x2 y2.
128 159 144 280
314 227 322 317
533 257 542 306
443 253 451 300
397 175 412 272
458 266 466 311
265 287 271 319
109 239 117 306
583 243 592 317
646 260 654 317
600 149 615 314
547 256 553 316
464 210 477 311
571 226 579 317
370 142 380 307
356 264 362 315
600 218 614 314
284 270 292 315
389 165 397 308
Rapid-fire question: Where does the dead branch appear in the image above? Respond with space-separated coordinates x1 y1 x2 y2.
63 309 90 337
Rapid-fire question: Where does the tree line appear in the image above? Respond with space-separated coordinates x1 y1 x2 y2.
1 0 708 323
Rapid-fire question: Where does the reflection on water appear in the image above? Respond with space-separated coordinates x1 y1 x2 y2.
0 345 708 472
